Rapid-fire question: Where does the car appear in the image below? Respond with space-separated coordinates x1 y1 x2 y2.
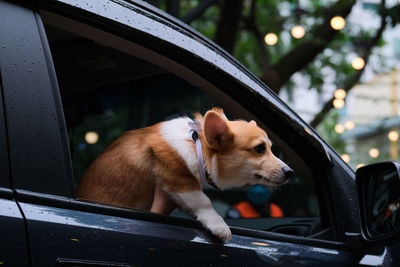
0 0 399 266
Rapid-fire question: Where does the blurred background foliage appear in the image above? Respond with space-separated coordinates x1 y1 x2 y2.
145 0 400 167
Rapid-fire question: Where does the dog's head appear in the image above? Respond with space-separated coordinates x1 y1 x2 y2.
202 108 293 189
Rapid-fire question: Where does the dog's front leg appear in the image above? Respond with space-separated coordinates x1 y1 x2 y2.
170 190 232 241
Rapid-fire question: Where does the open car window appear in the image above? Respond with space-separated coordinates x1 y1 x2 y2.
42 12 324 240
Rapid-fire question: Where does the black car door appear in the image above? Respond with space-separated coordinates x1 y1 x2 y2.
0 91 29 266
0 4 30 264
0 0 362 266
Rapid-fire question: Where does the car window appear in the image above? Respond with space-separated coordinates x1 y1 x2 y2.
42 16 324 239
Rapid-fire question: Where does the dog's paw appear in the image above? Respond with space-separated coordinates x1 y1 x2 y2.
207 217 232 241
210 224 232 241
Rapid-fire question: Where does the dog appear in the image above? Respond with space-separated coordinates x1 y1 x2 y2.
76 108 294 240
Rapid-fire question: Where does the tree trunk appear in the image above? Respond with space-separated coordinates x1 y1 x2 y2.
243 0 270 69
182 0 216 24
214 0 244 54
145 0 161 8
166 0 180 17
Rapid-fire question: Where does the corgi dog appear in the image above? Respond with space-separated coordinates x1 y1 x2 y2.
76 108 293 240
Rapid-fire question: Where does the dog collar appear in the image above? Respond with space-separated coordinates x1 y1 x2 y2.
188 120 220 191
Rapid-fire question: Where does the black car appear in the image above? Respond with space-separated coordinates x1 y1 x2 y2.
0 0 399 266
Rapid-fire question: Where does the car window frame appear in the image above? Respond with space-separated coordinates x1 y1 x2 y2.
24 0 358 248
0 77 11 191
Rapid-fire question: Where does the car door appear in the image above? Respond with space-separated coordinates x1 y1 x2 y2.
1 0 363 266
0 4 30 265
0 84 29 267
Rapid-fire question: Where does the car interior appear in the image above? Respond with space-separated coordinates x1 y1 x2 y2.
41 10 329 240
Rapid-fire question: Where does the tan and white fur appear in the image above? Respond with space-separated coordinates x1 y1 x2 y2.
76 108 293 240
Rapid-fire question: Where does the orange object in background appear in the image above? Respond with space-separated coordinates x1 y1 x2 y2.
269 203 284 217
233 201 283 218
233 201 260 218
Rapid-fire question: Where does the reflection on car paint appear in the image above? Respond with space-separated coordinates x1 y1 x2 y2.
20 201 357 265
311 247 339 255
359 247 387 266
0 199 29 266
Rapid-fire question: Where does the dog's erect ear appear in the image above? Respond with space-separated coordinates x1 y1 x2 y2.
211 108 228 120
204 111 233 150
249 120 257 126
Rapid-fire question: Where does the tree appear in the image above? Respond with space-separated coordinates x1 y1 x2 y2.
147 0 400 128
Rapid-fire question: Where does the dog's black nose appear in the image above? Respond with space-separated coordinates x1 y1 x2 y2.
282 166 294 182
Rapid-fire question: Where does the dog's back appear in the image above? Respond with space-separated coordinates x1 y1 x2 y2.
76 125 159 210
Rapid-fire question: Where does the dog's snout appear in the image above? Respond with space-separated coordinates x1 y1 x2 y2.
282 166 294 182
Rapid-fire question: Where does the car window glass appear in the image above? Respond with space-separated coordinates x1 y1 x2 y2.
43 21 322 238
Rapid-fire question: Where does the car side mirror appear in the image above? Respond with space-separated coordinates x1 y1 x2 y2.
356 161 400 241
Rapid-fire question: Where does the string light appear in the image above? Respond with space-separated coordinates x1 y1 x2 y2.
330 16 346 30
291 26 305 39
85 131 99 144
352 57 365 70
388 130 399 141
357 163 365 169
264 33 278 46
341 154 350 163
333 88 346 109
369 148 379 158
335 124 345 134
334 89 346 99
345 121 355 130
333 99 345 109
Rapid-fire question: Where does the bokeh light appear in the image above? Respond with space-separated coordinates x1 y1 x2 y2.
264 33 278 46
341 154 350 163
335 124 345 134
388 130 399 141
330 16 346 30
85 131 99 144
291 26 305 39
333 98 345 109
369 148 379 158
334 89 346 99
345 121 355 130
352 57 365 70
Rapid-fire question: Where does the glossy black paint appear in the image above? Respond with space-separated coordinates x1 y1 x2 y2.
357 162 400 241
326 154 362 245
20 201 357 266
15 189 351 249
0 198 29 266
0 0 399 266
0 0 73 197
0 80 10 188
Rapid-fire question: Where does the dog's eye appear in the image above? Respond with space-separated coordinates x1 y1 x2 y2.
254 143 266 154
